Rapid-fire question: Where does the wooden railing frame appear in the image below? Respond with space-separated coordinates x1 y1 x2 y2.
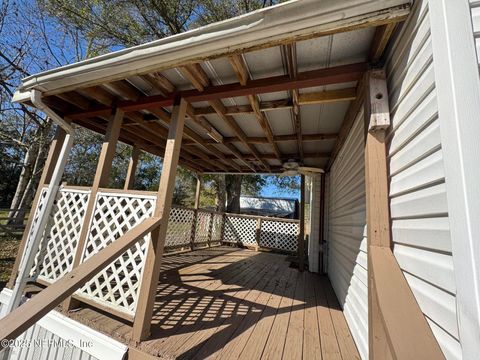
63 108 124 311
364 69 443 359
0 217 162 347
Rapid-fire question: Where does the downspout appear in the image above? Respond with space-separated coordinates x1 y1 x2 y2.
6 90 75 314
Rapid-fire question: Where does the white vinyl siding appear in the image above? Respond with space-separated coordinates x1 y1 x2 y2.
327 112 367 359
0 289 127 360
470 0 480 65
385 0 461 358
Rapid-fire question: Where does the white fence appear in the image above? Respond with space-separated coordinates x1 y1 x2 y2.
25 186 299 319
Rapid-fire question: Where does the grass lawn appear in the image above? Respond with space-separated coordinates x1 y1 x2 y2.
0 235 20 290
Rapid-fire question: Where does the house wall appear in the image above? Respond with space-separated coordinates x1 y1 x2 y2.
469 0 480 63
327 112 367 359
385 0 461 358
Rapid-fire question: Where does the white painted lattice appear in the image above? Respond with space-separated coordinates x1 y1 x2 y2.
223 215 257 246
194 211 212 245
31 188 91 282
23 187 48 275
166 207 194 248
260 220 299 252
77 192 155 316
210 214 224 244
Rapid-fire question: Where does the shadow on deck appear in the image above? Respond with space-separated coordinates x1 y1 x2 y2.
65 246 360 360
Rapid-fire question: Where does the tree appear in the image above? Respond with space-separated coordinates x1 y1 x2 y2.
0 0 287 220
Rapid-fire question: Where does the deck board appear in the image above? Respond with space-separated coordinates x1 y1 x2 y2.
62 247 360 359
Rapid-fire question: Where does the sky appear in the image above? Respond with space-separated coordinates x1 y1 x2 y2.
2 2 300 201
260 182 300 199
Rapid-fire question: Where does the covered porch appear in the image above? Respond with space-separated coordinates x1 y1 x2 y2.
64 246 358 359
1 1 448 359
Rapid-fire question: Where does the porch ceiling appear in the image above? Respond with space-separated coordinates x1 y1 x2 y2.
12 0 411 174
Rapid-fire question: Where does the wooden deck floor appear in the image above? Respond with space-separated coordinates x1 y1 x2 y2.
66 247 360 359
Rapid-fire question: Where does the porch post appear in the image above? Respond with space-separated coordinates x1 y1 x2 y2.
132 96 187 342
7 127 68 289
124 145 140 190
364 69 394 358
194 176 202 209
298 174 305 271
63 108 124 310
190 175 202 250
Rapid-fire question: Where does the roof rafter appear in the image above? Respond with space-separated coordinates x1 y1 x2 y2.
228 54 282 162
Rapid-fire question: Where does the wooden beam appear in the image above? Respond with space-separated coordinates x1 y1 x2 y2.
63 107 124 311
0 217 161 345
365 69 390 130
64 62 367 116
124 145 140 190
327 78 365 170
180 63 258 172
298 88 357 105
369 23 397 63
191 88 355 116
194 176 202 209
210 99 270 171
190 151 330 161
285 43 303 160
228 54 281 161
132 96 187 341
298 174 305 271
183 132 338 145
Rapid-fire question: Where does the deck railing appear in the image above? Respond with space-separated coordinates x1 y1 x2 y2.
23 186 299 320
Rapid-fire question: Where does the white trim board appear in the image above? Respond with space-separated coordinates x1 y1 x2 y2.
428 0 480 357
0 289 127 360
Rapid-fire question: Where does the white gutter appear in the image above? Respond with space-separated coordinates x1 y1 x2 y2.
12 0 410 102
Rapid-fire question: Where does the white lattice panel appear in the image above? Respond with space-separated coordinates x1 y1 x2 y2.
223 215 257 245
77 192 155 316
32 188 90 282
260 220 299 252
211 214 224 244
194 211 211 245
24 187 48 275
166 207 194 248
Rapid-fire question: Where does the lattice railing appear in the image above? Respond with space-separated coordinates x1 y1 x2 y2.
26 187 299 320
260 219 298 252
76 191 155 317
30 187 91 282
166 207 194 249
194 210 212 246
223 215 257 246
223 213 299 253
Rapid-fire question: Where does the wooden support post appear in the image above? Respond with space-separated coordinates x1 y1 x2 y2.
207 213 214 248
255 217 262 251
298 175 305 271
190 209 197 251
63 108 124 311
220 213 226 244
124 145 140 190
132 96 187 342
8 127 68 289
364 68 393 358
194 176 202 209
190 176 202 250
